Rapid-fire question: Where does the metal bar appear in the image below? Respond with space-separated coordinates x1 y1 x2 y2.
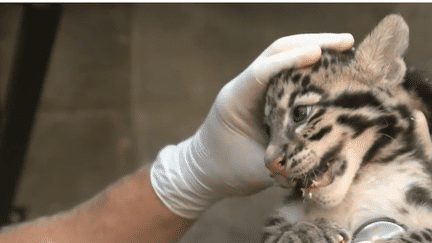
0 4 62 226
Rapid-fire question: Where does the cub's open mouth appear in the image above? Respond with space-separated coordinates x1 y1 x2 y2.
267 147 347 191
297 159 336 189
292 157 346 191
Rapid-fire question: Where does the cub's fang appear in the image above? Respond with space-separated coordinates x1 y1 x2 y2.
337 234 345 243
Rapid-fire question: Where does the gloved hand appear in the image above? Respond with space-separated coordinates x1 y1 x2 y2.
150 33 355 219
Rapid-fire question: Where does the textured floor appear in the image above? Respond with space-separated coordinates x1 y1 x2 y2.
1 3 432 242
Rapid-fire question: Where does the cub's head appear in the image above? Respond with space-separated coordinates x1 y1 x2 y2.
264 14 417 208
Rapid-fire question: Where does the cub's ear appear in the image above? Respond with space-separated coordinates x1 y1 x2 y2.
355 14 409 87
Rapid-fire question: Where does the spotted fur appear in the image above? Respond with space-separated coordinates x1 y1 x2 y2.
262 14 432 243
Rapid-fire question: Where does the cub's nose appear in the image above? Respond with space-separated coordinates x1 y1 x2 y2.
265 144 287 169
265 145 292 187
266 156 286 175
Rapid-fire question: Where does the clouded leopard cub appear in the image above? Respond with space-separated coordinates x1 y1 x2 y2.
262 14 432 243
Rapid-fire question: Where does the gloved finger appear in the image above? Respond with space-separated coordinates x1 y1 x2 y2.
317 33 355 51
267 33 355 56
252 45 322 85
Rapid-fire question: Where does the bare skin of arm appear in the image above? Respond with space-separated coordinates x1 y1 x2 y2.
0 166 191 243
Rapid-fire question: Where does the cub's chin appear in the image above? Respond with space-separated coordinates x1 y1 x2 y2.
295 158 357 208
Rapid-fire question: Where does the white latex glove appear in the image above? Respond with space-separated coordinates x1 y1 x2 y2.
150 33 355 219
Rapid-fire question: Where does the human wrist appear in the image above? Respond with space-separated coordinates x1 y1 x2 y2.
150 134 220 219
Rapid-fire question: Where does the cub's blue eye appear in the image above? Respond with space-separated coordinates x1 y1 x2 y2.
292 105 312 123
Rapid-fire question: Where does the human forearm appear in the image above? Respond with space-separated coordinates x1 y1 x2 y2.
0 166 192 243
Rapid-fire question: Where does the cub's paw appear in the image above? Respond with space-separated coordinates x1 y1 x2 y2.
261 218 349 243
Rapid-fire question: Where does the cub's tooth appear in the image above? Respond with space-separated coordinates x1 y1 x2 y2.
337 234 345 243
308 192 313 199
301 188 306 197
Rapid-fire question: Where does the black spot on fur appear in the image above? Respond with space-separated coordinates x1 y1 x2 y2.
288 90 300 107
323 58 329 69
312 59 322 72
375 115 401 138
280 68 293 82
320 48 355 65
312 118 322 126
329 92 382 109
339 48 356 63
336 114 375 138
292 74 302 84
395 104 412 119
290 158 301 169
305 143 342 181
400 238 415 243
381 136 416 162
338 112 405 165
380 128 416 163
308 109 326 124
422 231 432 242
294 143 304 155
410 233 423 242
362 135 393 165
268 76 279 87
362 115 402 165
406 185 432 209
301 75 311 87
309 125 332 141
277 88 284 99
304 84 325 95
